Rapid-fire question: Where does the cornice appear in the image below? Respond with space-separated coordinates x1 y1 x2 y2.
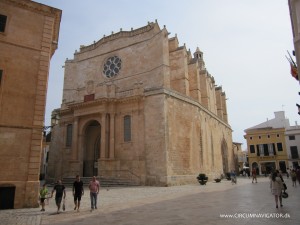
63 95 144 111
58 87 230 129
77 22 158 54
3 0 61 17
2 0 62 53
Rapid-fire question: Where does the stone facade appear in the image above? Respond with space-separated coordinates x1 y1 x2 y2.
0 0 61 208
48 21 234 186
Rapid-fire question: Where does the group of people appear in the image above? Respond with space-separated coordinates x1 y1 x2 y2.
39 175 100 214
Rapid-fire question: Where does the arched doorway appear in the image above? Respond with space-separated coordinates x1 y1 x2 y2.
83 120 101 177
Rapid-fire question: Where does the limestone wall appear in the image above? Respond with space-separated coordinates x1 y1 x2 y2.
48 21 233 188
0 0 61 208
62 23 170 109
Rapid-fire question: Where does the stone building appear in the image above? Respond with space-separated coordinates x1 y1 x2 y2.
48 21 234 186
0 0 61 208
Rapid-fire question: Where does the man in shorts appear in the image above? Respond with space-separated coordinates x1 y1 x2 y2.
51 180 66 214
39 183 48 211
73 175 84 212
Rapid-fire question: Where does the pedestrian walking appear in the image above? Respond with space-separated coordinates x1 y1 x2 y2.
39 184 48 212
296 167 300 185
247 169 250 178
73 175 84 212
270 171 284 208
89 176 100 211
291 169 297 187
252 168 257 183
231 170 237 184
51 180 66 214
277 170 287 191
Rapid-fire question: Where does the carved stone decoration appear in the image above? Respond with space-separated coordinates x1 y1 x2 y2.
86 80 94 94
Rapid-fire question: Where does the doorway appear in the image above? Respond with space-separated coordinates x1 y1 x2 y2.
83 120 101 177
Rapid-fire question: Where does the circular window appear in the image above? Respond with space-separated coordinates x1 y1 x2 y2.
103 56 122 78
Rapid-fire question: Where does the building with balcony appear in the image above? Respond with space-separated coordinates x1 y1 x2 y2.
244 111 289 175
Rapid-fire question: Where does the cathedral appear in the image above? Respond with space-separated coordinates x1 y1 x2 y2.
48 21 234 186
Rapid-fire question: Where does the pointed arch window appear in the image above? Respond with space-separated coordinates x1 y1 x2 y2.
124 115 131 142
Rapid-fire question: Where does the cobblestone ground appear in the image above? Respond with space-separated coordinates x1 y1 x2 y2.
1 176 299 225
0 208 41 225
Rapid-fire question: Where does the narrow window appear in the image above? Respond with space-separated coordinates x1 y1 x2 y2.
0 14 7 32
268 144 274 156
0 70 2 85
66 124 73 147
250 145 255 153
277 143 283 151
289 135 295 140
124 115 131 142
259 144 264 156
263 144 269 156
290 146 299 159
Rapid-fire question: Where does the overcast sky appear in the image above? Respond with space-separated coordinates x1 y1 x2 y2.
36 0 299 149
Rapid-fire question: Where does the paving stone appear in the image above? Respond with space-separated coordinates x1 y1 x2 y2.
0 177 298 225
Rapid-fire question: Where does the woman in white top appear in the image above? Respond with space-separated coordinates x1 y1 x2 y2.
270 171 284 208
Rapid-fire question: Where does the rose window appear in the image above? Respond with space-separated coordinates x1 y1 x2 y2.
103 56 122 78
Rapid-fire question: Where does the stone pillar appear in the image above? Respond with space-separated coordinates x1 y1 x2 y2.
72 117 79 160
100 114 106 159
109 113 115 159
77 133 85 168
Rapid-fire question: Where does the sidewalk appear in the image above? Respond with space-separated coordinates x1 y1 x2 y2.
1 177 299 225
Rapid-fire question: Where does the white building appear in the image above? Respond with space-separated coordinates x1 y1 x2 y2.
285 122 300 169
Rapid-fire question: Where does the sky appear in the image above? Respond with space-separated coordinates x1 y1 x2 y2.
35 0 299 149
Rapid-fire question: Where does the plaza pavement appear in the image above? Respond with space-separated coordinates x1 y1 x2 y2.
0 176 300 225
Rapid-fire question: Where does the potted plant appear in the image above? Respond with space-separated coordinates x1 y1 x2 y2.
214 178 221 183
197 173 208 185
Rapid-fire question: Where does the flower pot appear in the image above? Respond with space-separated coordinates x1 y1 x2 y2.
198 180 207 185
